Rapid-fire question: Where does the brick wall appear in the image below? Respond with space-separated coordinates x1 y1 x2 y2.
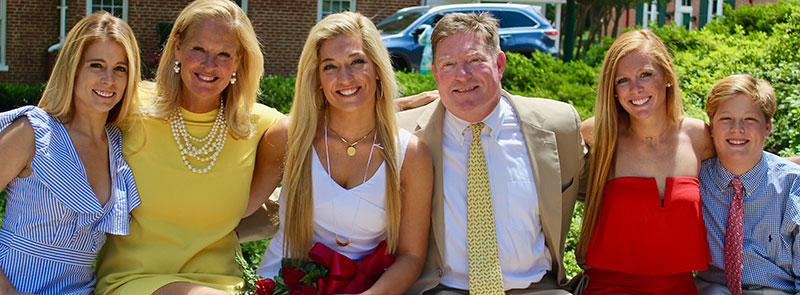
0 0 60 84
126 0 189 78
1 0 418 85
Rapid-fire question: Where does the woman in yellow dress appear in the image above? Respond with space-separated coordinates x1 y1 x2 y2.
94 1 283 294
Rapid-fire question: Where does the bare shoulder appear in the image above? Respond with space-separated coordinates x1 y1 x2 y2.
264 116 290 141
402 134 432 169
0 117 35 150
257 116 291 159
0 117 36 181
681 117 714 160
581 117 595 146
400 133 433 204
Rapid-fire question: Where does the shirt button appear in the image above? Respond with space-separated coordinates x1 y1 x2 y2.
436 268 443 277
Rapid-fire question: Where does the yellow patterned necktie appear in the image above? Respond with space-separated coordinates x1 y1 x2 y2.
467 122 505 294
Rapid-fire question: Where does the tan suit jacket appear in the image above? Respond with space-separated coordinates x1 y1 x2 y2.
397 90 588 294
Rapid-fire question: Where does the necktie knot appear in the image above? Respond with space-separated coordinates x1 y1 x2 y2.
731 177 743 196
469 122 486 139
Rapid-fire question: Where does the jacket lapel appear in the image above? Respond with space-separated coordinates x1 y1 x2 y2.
412 101 447 262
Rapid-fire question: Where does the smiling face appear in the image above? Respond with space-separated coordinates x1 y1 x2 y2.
174 19 241 106
432 32 505 123
710 94 771 174
614 50 669 121
73 38 128 117
318 34 378 114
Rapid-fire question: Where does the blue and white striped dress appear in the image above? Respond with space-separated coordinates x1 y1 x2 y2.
0 106 140 295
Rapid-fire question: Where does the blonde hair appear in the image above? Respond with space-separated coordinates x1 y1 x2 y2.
283 11 400 259
579 29 684 255
150 0 262 139
431 12 500 59
38 11 140 125
706 74 776 122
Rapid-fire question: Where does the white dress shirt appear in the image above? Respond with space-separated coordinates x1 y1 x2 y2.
440 96 551 291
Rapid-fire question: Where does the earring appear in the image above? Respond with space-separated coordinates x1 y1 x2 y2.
376 81 382 100
666 82 672 88
230 72 237 85
173 61 180 74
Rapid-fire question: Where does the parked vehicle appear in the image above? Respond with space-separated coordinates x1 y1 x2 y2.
377 3 558 72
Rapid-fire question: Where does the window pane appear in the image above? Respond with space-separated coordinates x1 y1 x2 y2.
321 0 351 16
91 0 125 18
496 11 537 28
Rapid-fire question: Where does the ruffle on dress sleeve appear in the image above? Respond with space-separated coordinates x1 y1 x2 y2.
95 125 141 236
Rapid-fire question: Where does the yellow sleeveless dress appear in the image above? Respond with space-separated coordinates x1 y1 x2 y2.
95 103 283 294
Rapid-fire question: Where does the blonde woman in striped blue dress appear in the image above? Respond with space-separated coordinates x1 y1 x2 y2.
0 11 141 295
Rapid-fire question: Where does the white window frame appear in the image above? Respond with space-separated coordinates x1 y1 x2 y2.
0 0 7 71
641 0 659 29
674 0 694 30
707 0 724 23
317 0 356 22
86 0 128 22
233 0 248 14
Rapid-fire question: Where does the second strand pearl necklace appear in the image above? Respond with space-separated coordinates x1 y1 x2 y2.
168 98 228 174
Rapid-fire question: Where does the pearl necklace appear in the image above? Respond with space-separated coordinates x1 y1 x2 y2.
168 98 228 174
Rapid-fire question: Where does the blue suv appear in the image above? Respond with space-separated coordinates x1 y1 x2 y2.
377 4 558 71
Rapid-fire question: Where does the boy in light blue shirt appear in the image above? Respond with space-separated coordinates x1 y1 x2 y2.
695 74 800 295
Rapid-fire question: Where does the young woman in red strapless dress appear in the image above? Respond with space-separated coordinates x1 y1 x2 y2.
577 30 715 294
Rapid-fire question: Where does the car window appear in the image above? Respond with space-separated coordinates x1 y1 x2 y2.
376 10 427 35
494 10 538 28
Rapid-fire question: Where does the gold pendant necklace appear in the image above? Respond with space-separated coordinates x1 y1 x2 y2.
328 127 375 157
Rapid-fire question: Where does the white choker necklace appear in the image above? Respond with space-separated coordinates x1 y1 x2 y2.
168 98 228 174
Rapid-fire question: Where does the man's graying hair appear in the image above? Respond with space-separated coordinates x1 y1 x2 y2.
431 12 500 58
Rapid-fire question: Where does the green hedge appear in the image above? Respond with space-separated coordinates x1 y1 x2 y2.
0 83 45 112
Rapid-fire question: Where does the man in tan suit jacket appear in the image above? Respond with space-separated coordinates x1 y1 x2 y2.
398 12 587 294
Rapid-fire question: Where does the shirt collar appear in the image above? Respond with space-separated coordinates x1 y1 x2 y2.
444 95 508 145
710 151 768 198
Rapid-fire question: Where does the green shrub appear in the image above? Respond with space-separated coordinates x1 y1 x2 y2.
0 83 45 112
712 0 799 36
257 75 296 114
503 51 598 119
237 239 270 294
395 70 438 97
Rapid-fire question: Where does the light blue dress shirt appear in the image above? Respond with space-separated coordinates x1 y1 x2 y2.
696 152 800 293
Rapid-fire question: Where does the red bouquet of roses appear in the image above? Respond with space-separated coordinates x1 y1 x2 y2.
254 240 395 295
